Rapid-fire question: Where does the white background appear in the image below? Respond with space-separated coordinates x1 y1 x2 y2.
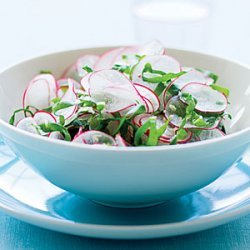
0 0 249 69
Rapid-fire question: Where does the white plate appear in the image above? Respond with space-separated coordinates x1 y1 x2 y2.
0 140 249 239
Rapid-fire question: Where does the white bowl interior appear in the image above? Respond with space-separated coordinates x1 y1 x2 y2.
0 47 250 134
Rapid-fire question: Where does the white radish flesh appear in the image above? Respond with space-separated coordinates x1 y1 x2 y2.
181 82 227 113
23 74 57 109
76 55 99 78
134 83 160 112
113 46 139 66
33 111 56 125
57 78 82 98
49 131 64 140
55 80 78 119
115 134 127 146
16 117 39 134
138 40 166 56
89 70 140 113
173 69 213 90
73 130 116 146
132 55 181 90
62 55 99 82
164 96 220 129
94 47 124 71
198 128 225 141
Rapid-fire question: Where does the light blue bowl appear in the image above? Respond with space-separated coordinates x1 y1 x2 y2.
0 47 250 208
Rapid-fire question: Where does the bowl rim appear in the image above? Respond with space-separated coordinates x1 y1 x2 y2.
0 46 250 152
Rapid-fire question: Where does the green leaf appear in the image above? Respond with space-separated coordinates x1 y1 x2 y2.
82 65 93 73
210 84 230 97
40 70 52 74
96 102 105 111
154 82 166 96
134 118 152 146
9 108 34 125
146 118 158 146
111 117 127 136
125 104 146 119
51 97 61 104
52 102 74 113
142 63 186 84
39 123 71 141
59 115 65 126
156 119 170 137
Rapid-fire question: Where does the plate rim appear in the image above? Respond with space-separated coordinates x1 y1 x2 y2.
0 193 249 239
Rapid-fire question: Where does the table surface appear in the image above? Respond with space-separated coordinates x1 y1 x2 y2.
0 0 250 249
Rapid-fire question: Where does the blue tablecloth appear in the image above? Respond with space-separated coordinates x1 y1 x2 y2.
0 212 249 250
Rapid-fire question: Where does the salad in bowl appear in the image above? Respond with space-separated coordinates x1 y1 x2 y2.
10 40 230 147
0 40 249 208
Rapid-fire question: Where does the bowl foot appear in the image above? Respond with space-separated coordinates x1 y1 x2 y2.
91 200 166 208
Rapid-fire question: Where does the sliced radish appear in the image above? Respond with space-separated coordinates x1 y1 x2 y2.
113 40 165 67
113 46 139 66
61 64 78 81
23 74 57 109
33 111 56 125
94 47 124 71
181 82 227 113
55 80 78 119
132 55 181 90
76 55 99 77
133 114 148 127
16 117 39 134
137 40 166 56
62 55 99 81
134 83 160 112
72 130 116 146
198 128 225 141
57 78 81 90
138 114 192 143
115 134 127 146
57 78 82 98
80 73 91 93
141 96 153 113
49 131 64 140
173 69 213 90
89 70 140 113
164 96 220 129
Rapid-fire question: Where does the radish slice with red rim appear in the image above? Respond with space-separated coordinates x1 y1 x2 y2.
133 114 150 127
61 64 78 81
23 74 57 109
138 40 166 56
49 131 64 140
94 47 125 71
134 83 160 112
57 78 82 98
164 96 220 129
115 134 127 146
173 69 213 90
80 73 91 93
62 55 99 81
197 128 225 141
180 82 228 113
16 117 39 134
33 111 56 125
132 55 181 90
73 130 116 146
138 114 192 143
89 70 140 113
57 78 81 90
76 55 99 77
113 46 139 66
55 80 78 119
